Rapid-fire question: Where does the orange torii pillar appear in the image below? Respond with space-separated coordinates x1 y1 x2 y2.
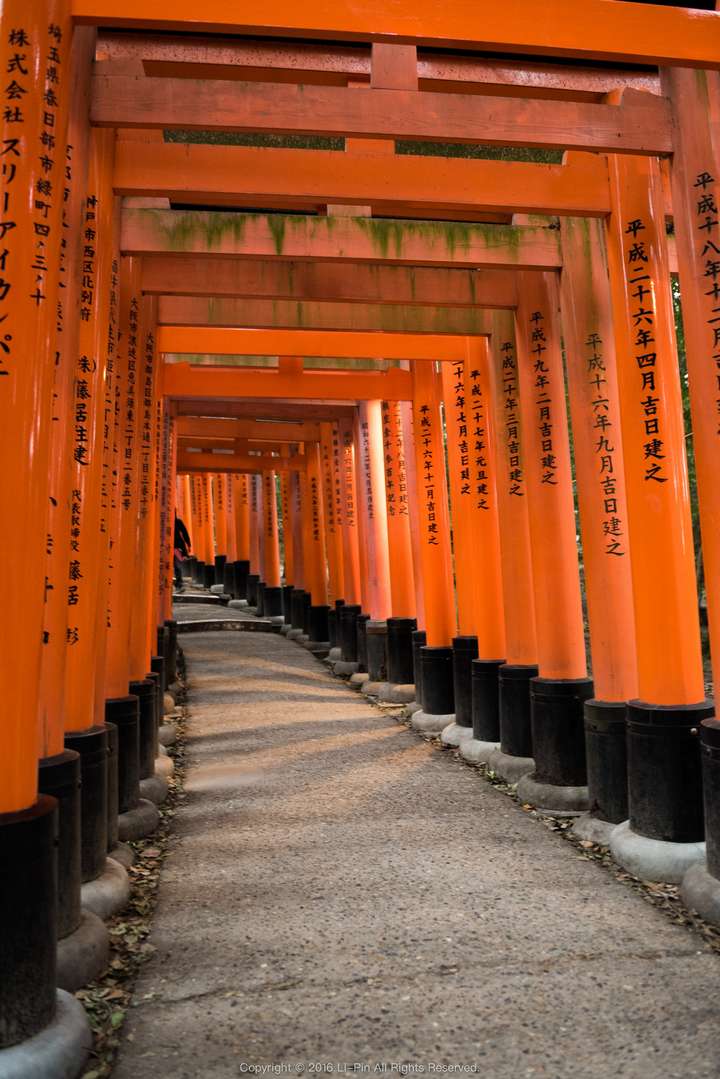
105 258 159 850
211 472 229 590
327 421 358 652
177 473 193 583
127 297 167 811
302 442 331 647
485 312 540 784
409 361 457 732
442 341 508 757
223 468 237 595
247 472 263 607
287 464 310 636
278 469 295 620
333 420 364 671
0 6 96 1055
230 472 251 603
560 215 639 844
200 471 216 590
400 399 427 659
605 154 712 882
61 129 126 902
355 401 393 691
662 69 720 913
513 271 594 815
379 400 418 701
320 422 345 645
262 470 284 618
189 474 206 583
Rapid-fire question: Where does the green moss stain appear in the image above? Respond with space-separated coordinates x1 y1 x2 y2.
267 214 286 255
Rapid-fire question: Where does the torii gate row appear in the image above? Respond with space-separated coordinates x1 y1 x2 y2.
178 451 305 472
75 0 720 67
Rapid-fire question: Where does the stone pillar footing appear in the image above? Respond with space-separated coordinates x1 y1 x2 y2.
680 861 720 926
440 721 472 748
349 671 369 689
332 661 359 677
516 772 588 816
139 771 169 805
487 749 535 784
459 738 499 765
410 710 454 735
80 857 130 921
610 820 706 884
377 683 415 705
0 991 91 1079
108 842 135 869
118 799 160 842
571 813 617 847
56 910 109 993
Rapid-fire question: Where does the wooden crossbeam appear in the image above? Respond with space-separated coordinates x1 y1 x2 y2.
178 450 303 472
115 142 611 217
74 1 720 68
174 399 356 421
157 297 496 334
141 257 517 308
122 210 562 270
96 34 661 99
158 327 470 360
164 363 414 401
176 417 321 440
93 76 672 154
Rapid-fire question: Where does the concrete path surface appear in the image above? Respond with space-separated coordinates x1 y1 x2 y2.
115 629 720 1079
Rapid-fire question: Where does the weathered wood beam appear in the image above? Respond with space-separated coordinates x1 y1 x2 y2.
164 363 414 401
122 210 562 271
96 34 661 99
93 76 672 154
114 142 611 217
178 450 303 473
74 0 720 68
157 297 495 334
176 417 321 440
174 399 356 421
158 327 469 360
141 256 517 308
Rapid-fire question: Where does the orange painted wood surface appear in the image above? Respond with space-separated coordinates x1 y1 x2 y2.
74 0 720 68
164 364 413 402
159 327 469 361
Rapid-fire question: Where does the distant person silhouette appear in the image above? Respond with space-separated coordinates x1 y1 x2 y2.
174 512 191 591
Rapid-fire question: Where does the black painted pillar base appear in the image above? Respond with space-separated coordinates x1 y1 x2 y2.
610 699 715 883
234 559 250 601
290 588 308 631
366 621 388 683
627 699 713 843
264 585 284 618
223 561 236 597
328 599 345 649
418 646 455 716
38 751 81 940
412 630 427 707
106 721 119 852
680 718 720 922
339 604 361 663
498 663 538 760
471 657 506 743
64 726 109 883
164 618 178 685
386 617 416 686
0 796 58 1048
452 636 478 729
246 573 260 607
214 554 227 587
583 699 628 826
193 558 204 584
308 604 330 646
516 677 594 815
181 555 193 579
202 563 215 591
105 696 140 815
356 613 370 673
256 581 266 617
151 652 166 696
282 583 294 623
129 679 157 782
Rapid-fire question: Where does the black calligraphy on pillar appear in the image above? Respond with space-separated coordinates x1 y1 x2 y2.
139 329 155 517
381 402 396 518
693 171 720 434
310 474 320 543
450 360 472 498
529 311 558 486
500 340 524 497
584 331 625 556
342 429 355 528
122 297 138 511
360 419 374 520
466 360 491 512
624 216 668 484
418 403 438 546
331 424 343 527
321 440 336 537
